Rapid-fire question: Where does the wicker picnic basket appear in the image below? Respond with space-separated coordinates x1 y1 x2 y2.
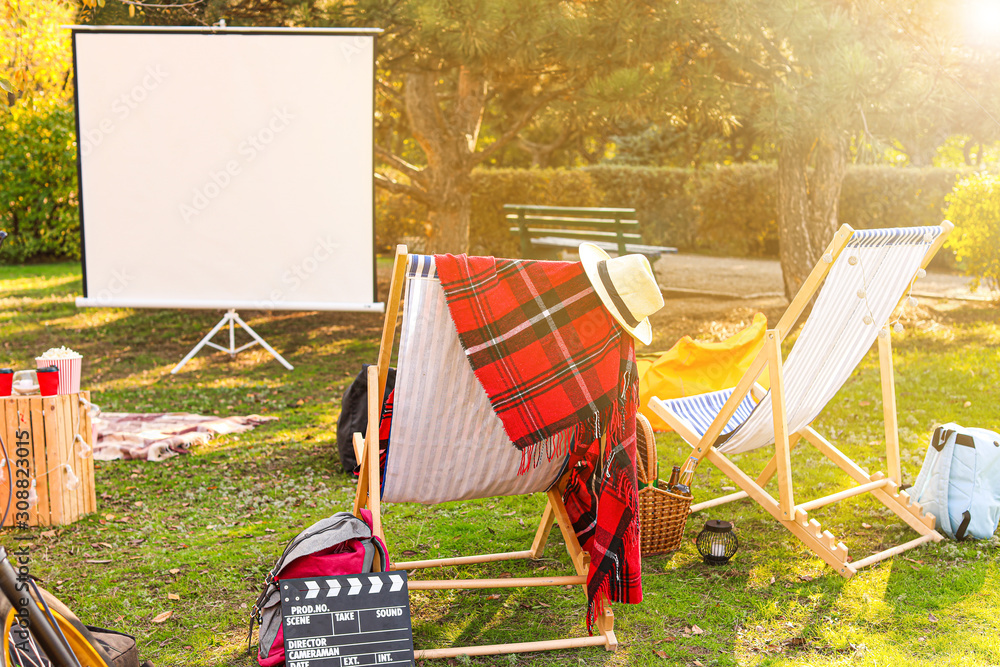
636 413 692 555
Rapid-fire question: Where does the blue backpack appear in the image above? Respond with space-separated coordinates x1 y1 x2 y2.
910 423 1000 540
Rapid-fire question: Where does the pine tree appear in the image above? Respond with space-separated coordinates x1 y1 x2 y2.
681 0 973 296
349 0 684 253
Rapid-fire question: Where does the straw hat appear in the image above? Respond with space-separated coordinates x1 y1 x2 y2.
579 243 664 345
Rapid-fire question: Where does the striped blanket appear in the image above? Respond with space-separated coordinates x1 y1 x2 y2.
434 254 642 629
93 412 276 461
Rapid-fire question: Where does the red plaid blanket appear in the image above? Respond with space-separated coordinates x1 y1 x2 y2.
435 254 642 628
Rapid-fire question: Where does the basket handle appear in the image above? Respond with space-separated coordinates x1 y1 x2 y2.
635 426 649 484
635 413 657 483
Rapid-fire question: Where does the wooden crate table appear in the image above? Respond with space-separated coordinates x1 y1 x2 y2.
0 392 97 527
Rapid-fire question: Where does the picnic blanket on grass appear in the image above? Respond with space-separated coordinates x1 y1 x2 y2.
93 412 277 461
434 254 641 630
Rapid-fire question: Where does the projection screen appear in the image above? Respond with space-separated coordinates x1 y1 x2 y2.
71 27 381 312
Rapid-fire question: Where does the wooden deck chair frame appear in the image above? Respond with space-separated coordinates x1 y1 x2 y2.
649 223 952 578
351 245 617 659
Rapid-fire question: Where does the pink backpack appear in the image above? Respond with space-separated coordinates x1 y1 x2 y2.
250 510 389 666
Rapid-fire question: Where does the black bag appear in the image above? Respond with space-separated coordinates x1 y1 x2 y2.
0 584 147 666
336 365 395 472
88 627 142 667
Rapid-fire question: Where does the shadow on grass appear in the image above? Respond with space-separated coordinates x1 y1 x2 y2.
4 263 997 666
8 301 383 395
0 275 82 300
883 551 988 612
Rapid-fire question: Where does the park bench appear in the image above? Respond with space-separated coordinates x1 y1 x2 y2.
505 204 676 274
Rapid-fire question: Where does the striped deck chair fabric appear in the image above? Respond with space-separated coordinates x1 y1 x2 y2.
381 254 571 505
646 224 950 579
656 388 758 444
657 226 941 455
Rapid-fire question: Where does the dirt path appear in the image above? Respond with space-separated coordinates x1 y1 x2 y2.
643 253 992 352
378 252 993 354
654 253 986 301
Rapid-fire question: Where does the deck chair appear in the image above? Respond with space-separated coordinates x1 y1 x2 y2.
352 246 618 659
648 223 952 577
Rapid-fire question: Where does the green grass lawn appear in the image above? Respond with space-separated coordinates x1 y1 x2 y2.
1 262 998 667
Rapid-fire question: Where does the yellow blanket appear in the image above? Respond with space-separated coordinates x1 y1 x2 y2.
639 313 768 431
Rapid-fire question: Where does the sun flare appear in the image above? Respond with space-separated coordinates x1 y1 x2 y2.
965 0 1000 44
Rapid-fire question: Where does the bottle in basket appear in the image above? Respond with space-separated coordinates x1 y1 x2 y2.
670 483 692 497
670 456 697 497
667 465 681 488
679 455 697 486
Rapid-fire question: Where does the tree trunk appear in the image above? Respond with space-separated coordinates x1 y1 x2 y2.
426 174 473 253
401 69 486 255
384 68 562 253
776 131 848 300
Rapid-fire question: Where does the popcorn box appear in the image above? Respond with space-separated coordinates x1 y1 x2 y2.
35 353 82 395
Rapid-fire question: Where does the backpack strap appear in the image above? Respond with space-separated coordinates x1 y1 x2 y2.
246 614 256 658
248 569 278 656
955 510 972 541
930 427 952 452
955 433 976 448
370 534 390 573
934 429 958 538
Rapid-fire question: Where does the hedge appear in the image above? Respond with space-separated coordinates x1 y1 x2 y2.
840 167 964 232
456 165 963 259
469 169 604 256
0 106 965 266
375 165 962 260
584 166 695 250
944 173 1000 297
0 103 80 263
688 164 779 257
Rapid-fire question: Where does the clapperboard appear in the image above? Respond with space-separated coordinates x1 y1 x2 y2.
280 571 414 667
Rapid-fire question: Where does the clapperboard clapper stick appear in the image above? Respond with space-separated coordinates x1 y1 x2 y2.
281 571 414 667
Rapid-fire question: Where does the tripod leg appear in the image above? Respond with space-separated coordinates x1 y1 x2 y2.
171 312 232 374
232 312 294 370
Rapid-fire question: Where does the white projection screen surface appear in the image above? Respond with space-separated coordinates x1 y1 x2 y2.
72 27 380 312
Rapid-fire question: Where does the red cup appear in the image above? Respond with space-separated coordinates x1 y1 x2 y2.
0 369 12 397
37 366 59 397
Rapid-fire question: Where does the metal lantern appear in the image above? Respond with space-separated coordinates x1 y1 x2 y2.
696 519 738 565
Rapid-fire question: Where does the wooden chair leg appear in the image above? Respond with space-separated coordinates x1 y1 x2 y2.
353 246 406 533
364 367 383 540
401 484 618 656
595 596 617 651
689 434 800 513
878 327 902 485
702 446 853 576
802 427 940 536
352 366 383 541
766 331 795 519
352 432 365 468
529 501 556 558
547 487 587 576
